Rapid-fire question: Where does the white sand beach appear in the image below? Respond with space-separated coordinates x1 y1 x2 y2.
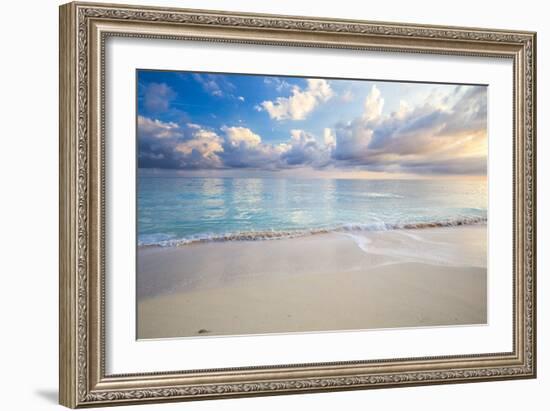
137 225 487 339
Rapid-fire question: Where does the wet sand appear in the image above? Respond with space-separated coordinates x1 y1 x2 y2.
137 225 487 339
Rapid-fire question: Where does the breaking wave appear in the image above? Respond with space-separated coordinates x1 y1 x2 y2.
138 216 487 248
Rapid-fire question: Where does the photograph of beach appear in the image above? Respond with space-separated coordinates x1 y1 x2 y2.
136 70 488 339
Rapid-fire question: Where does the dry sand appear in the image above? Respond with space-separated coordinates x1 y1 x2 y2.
137 225 487 339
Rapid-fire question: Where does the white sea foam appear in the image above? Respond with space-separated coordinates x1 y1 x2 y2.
342 222 486 268
342 233 372 253
138 216 487 248
364 192 404 199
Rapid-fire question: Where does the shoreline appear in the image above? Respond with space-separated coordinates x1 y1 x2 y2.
137 225 487 339
138 219 487 248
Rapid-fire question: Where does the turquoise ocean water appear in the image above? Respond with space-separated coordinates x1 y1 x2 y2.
137 176 487 247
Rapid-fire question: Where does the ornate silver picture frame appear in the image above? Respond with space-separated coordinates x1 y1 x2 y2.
59 1 536 408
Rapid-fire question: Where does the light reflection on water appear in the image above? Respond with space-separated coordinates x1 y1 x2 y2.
137 177 487 245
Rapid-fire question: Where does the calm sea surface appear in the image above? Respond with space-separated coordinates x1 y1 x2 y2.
137 176 487 246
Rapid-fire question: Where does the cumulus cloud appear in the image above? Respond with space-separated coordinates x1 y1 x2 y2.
138 119 284 170
142 83 176 112
221 127 331 169
331 86 380 162
332 120 375 162
363 85 384 123
174 129 224 169
138 116 183 168
193 73 236 98
138 83 487 176
223 126 262 148
260 79 334 120
138 116 223 169
331 85 487 175
323 128 336 147
138 116 182 139
280 130 330 167
220 126 284 169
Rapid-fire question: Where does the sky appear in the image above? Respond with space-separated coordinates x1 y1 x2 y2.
136 70 487 179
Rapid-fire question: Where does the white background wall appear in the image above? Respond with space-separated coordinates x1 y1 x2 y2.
0 0 546 409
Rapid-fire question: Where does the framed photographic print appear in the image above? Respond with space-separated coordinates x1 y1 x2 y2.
59 2 537 408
